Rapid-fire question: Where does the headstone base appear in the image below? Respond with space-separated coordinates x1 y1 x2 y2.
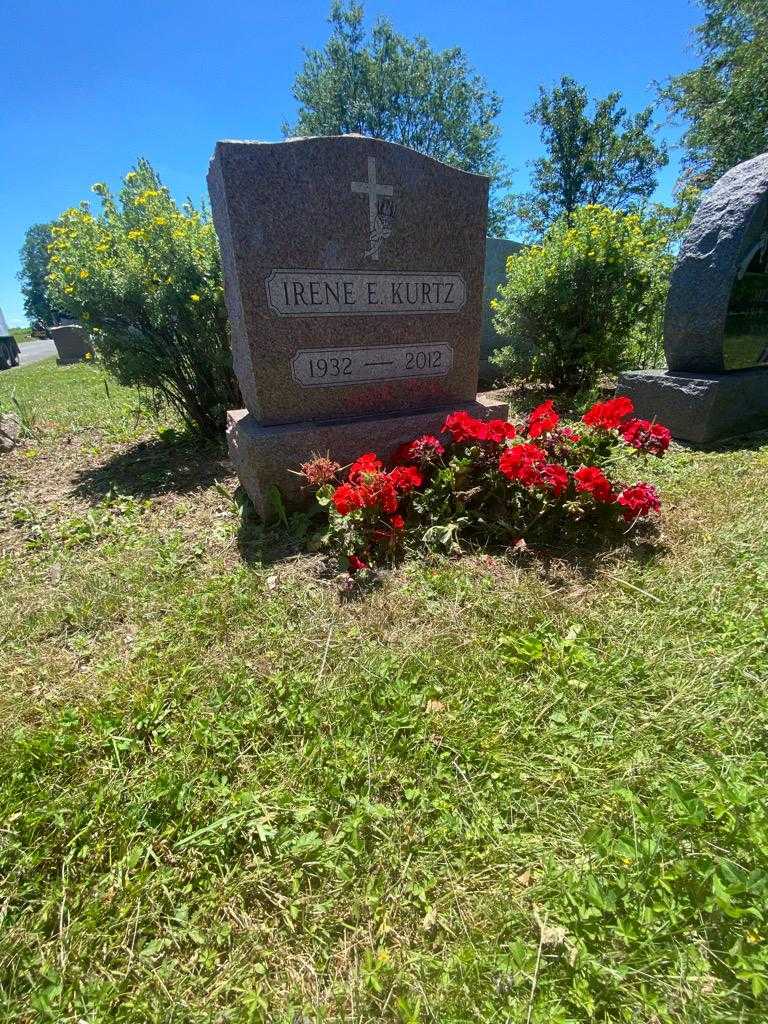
228 393 510 518
617 367 768 444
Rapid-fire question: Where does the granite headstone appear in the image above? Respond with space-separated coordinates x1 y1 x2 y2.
619 152 768 443
208 135 508 515
479 236 523 384
50 324 94 364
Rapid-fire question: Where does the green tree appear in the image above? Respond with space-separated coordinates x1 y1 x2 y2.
661 0 768 187
287 0 510 234
508 76 668 238
17 223 61 327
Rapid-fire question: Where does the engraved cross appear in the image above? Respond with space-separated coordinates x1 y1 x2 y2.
351 158 393 258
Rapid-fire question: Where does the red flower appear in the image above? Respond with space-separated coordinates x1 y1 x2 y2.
617 483 661 522
483 418 517 443
348 452 383 483
499 443 547 485
539 463 570 496
560 427 582 444
442 410 483 443
527 399 559 439
393 434 445 465
574 465 614 503
582 396 634 430
390 513 405 530
332 482 363 515
620 418 671 457
366 477 399 514
389 465 423 492
348 554 368 572
442 411 516 445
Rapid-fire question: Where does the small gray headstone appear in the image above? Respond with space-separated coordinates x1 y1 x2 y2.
479 237 523 384
50 325 94 364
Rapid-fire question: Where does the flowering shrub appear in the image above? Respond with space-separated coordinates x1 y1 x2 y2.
45 159 239 436
490 205 673 388
303 396 670 575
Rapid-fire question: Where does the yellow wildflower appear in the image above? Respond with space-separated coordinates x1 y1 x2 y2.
190 294 201 302
79 270 90 279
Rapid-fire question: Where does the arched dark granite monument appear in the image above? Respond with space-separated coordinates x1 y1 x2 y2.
619 152 768 443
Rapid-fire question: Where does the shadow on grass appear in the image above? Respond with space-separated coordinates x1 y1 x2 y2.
71 430 230 503
521 527 666 586
677 427 768 455
235 487 326 568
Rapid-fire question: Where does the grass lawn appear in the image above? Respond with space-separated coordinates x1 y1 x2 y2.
1 358 767 1023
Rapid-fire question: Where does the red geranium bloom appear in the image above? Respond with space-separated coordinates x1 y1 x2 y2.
483 418 517 443
574 465 614 503
560 427 582 443
582 396 634 430
348 452 383 483
332 482 364 515
390 513 405 530
620 418 672 457
442 410 489 443
348 554 368 572
376 479 399 514
538 463 570 496
393 434 445 465
499 443 547 485
389 465 423 492
617 483 661 522
527 399 559 439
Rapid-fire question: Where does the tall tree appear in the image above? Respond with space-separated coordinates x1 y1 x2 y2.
507 76 668 238
287 1 510 234
17 223 60 327
661 0 768 187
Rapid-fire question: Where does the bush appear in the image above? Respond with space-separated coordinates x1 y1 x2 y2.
302 396 670 575
490 205 673 389
45 159 239 436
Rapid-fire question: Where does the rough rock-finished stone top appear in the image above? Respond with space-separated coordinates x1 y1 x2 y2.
208 135 489 426
665 151 768 372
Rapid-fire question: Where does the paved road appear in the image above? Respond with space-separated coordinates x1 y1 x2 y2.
17 338 57 367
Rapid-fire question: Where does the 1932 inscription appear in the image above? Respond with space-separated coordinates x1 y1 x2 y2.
292 343 453 387
267 270 466 316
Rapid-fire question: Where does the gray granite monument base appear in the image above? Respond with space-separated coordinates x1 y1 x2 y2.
617 367 768 444
228 393 510 518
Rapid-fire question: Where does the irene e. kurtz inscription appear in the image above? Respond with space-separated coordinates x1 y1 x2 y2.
266 270 466 316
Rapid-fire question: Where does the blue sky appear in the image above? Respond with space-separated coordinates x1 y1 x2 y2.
1 0 700 326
